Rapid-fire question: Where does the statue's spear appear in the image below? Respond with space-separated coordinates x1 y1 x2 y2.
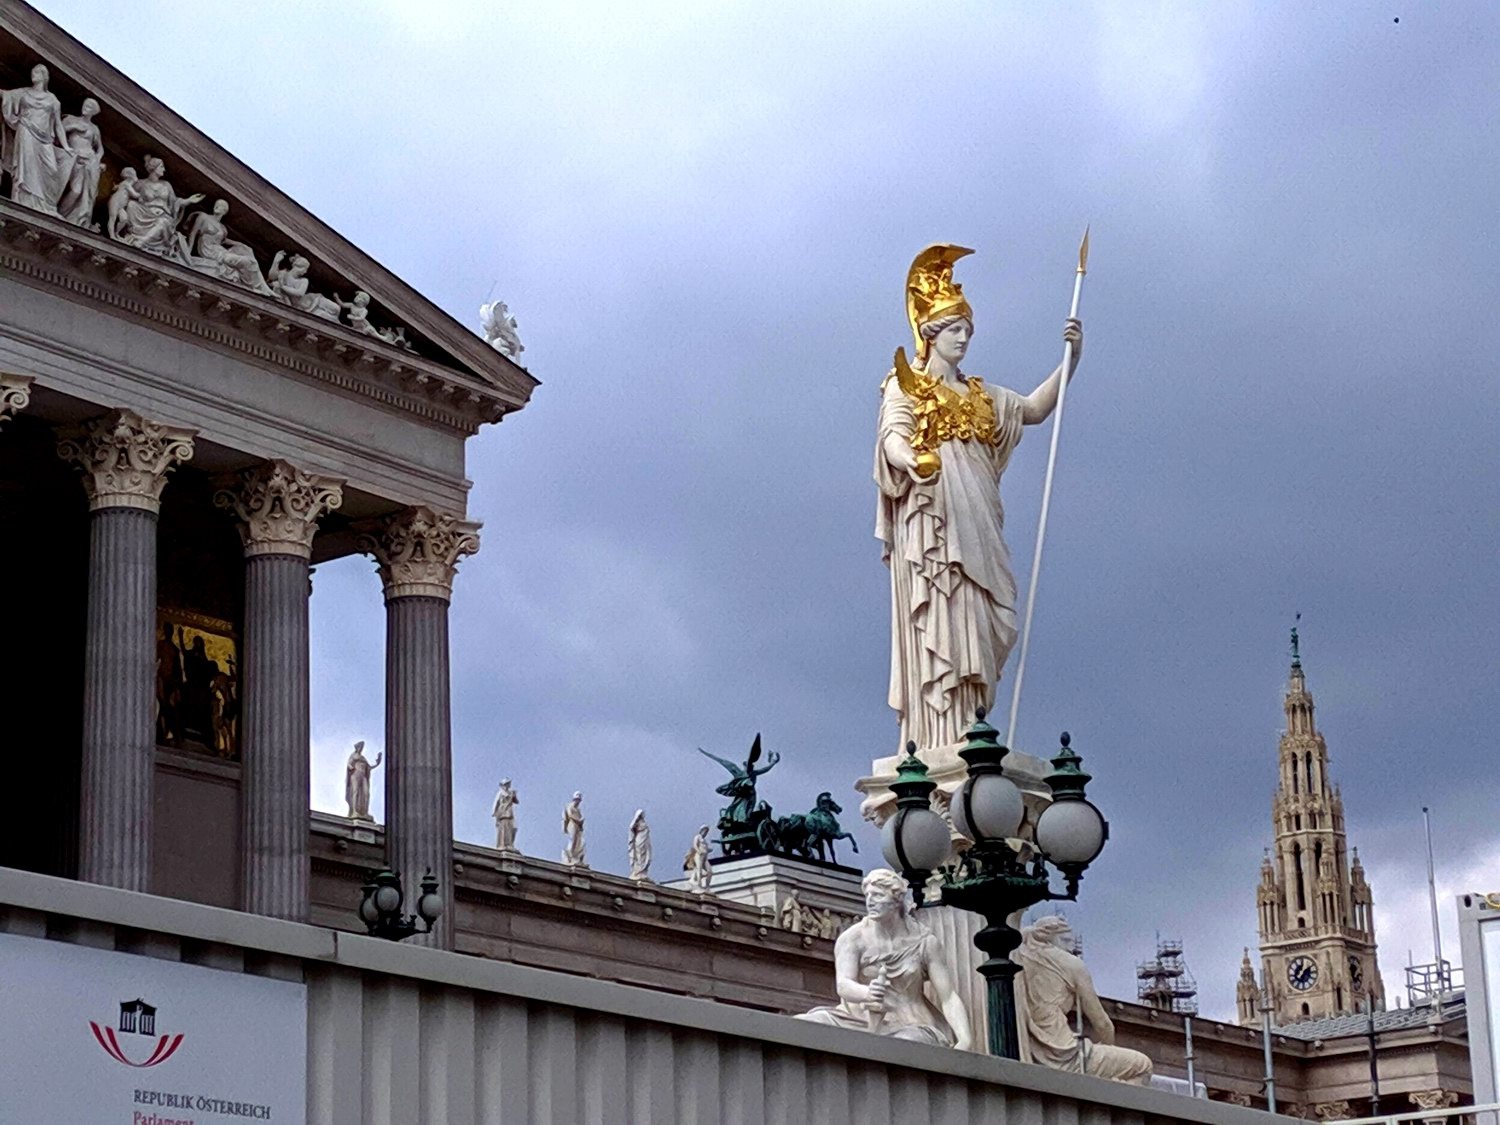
1006 227 1090 749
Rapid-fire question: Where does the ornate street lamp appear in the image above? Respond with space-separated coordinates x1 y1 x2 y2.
358 868 443 941
881 708 1109 1059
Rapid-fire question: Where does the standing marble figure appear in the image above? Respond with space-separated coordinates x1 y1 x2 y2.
344 741 381 822
683 825 712 894
877 245 1082 753
627 809 652 881
797 868 971 1048
1013 916 1152 1084
491 778 518 852
561 792 587 867
1 64 73 214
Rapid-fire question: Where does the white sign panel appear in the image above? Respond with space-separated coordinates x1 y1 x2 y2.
0 933 306 1125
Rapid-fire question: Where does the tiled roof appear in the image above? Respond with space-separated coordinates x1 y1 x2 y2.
1272 996 1465 1040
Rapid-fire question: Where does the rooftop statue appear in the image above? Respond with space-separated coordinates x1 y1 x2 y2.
876 245 1083 753
490 778 518 852
344 741 381 822
698 734 780 857
627 809 652 882
796 869 971 1049
1013 916 1152 1084
480 300 524 360
682 825 712 894
561 791 587 868
699 735 864 865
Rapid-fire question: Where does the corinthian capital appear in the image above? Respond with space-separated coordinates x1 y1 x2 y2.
214 460 344 559
359 505 480 601
1409 1091 1459 1113
0 375 34 427
57 409 195 513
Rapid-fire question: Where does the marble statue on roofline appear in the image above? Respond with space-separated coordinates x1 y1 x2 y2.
627 809 652 881
796 868 971 1048
344 740 381 822
480 300 524 360
682 825 712 894
1014 916 1152 1084
562 791 587 867
491 778 518 852
877 245 1083 753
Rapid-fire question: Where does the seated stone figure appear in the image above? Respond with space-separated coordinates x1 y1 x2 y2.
1014 916 1152 1084
796 868 971 1049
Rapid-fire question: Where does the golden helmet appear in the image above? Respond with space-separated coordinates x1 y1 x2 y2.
905 244 975 363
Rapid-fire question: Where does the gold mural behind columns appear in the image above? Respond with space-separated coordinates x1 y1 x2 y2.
156 608 238 759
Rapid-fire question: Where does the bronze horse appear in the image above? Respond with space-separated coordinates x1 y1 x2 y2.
776 792 859 865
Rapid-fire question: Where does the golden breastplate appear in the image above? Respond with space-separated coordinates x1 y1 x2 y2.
905 374 999 456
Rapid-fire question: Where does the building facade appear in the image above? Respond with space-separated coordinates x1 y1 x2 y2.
1238 635 1385 1026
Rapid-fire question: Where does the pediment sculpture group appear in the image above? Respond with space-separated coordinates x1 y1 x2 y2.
1 63 412 348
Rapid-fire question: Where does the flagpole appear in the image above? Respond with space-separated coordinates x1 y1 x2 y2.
1006 227 1090 749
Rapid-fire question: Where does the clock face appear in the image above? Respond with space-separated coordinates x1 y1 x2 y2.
1348 955 1364 989
1288 956 1319 991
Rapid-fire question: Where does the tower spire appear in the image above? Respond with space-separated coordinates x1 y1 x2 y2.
1240 623 1386 1025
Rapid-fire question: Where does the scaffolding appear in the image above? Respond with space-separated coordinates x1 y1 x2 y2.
1137 936 1199 1015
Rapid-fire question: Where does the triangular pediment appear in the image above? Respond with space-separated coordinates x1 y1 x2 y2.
0 1 536 416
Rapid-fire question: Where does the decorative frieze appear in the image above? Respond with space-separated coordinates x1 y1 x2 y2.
360 505 480 601
56 408 194 512
0 374 33 425
214 459 344 558
1314 1100 1353 1121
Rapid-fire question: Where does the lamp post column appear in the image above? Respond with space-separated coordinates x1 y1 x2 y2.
58 409 195 891
361 506 479 950
216 461 343 920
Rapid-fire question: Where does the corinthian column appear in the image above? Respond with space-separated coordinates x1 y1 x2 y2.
215 461 343 921
360 506 479 949
58 409 195 891
0 375 34 426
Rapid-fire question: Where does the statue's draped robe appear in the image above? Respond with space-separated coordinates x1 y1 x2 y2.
1013 936 1152 1084
345 756 372 818
876 373 1025 752
1 86 73 214
797 922 955 1046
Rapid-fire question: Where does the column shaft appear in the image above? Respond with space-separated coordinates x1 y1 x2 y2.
384 595 454 948
79 507 158 890
241 553 312 919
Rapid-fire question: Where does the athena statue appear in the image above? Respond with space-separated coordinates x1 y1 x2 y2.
876 245 1082 752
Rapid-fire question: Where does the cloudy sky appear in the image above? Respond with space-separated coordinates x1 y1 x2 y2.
37 1 1500 1019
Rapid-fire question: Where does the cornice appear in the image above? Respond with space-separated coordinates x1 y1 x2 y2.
0 201 522 436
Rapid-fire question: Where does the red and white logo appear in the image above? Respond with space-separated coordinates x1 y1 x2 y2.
88 998 185 1068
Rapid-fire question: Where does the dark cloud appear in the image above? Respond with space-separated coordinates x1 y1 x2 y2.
41 0 1500 1017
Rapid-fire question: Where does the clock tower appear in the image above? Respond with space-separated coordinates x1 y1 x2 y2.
1238 629 1385 1025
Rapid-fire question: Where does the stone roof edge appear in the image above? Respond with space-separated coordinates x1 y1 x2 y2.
1 0 539 405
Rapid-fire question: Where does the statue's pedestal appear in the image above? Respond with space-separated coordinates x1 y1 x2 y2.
919 903 991 1053
854 738 1053 827
665 855 864 936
